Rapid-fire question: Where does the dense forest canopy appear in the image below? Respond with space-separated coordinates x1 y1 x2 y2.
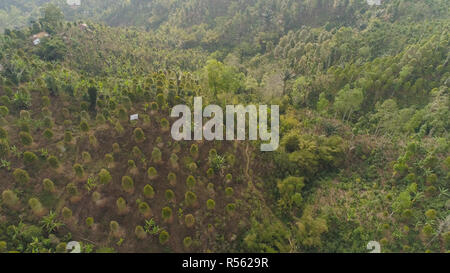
0 0 448 253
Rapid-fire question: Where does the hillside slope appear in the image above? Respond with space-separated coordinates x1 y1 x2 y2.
0 1 448 253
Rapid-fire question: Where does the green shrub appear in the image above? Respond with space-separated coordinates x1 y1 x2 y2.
64 130 73 143
169 153 179 168
425 209 437 220
185 191 197 207
86 217 94 228
152 147 162 163
207 183 214 193
162 207 172 222
121 176 134 193
207 168 214 178
186 175 196 189
206 199 216 210
132 146 142 158
105 153 114 164
66 183 79 197
92 191 101 202
13 168 30 184
150 101 159 111
0 96 9 107
112 143 120 154
0 139 9 158
23 151 38 167
225 187 234 197
98 169 112 184
226 203 236 214
43 128 53 140
0 241 7 253
0 106 9 117
138 201 151 216
401 209 413 220
135 225 147 239
183 237 192 249
167 172 177 186
0 127 7 139
225 173 232 183
185 214 195 228
159 230 169 245
110 221 120 235
41 96 50 107
62 207 73 220
117 106 127 121
422 224 434 237
127 159 136 169
188 162 198 172
55 242 67 253
89 135 98 146
115 121 124 134
190 144 199 159
443 232 450 247
160 118 169 131
209 149 217 158
19 121 30 133
277 176 305 209
172 142 180 153
134 128 145 142
2 190 19 208
47 156 60 169
155 136 163 147
82 151 91 162
42 116 52 128
73 164 84 178
445 157 450 169
80 120 89 132
28 198 44 216
116 197 127 213
425 186 437 197
43 178 55 192
165 189 175 202
19 131 33 146
156 94 165 107
147 167 158 180
19 110 30 119
143 184 155 198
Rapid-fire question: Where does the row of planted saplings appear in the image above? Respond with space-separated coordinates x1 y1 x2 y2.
2 183 224 250
4 165 235 213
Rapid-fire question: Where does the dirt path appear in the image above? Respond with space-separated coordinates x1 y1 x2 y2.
244 143 250 179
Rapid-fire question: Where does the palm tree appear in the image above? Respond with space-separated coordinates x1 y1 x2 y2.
40 211 64 233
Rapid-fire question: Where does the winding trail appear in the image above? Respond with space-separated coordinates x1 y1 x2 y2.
244 143 250 179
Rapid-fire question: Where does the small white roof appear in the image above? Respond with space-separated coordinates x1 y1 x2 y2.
130 114 139 121
367 0 381 6
67 0 81 6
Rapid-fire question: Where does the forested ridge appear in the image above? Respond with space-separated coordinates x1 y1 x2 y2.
0 0 448 253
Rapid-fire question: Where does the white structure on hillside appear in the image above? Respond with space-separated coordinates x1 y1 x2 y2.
31 32 50 46
67 0 81 7
367 0 381 5
130 114 139 121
